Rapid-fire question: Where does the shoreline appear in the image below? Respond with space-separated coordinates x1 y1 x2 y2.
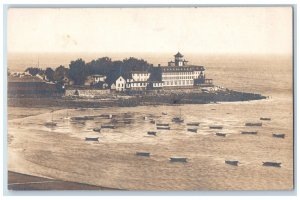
8 171 121 191
8 90 267 108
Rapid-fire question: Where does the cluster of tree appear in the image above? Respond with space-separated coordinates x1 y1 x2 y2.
25 57 152 85
25 65 69 84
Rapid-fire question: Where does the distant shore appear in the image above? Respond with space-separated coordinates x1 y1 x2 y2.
8 171 120 190
8 89 267 108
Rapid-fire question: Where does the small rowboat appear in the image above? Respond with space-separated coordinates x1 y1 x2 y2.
209 125 223 129
72 116 94 120
187 128 197 133
186 122 200 126
260 117 271 121
147 131 157 136
241 131 257 135
93 128 101 132
263 162 281 167
162 112 168 115
272 134 285 138
136 152 150 157
156 123 169 126
245 122 262 126
172 117 184 123
101 124 115 129
170 157 187 163
157 126 170 130
85 137 99 142
225 160 239 166
44 122 57 127
216 133 226 137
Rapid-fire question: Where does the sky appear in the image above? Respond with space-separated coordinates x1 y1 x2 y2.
7 7 293 55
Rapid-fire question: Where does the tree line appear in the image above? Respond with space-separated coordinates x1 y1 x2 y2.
25 57 152 85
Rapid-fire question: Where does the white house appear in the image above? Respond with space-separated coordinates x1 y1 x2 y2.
115 76 126 91
85 74 107 86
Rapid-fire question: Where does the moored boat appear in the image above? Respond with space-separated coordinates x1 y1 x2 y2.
162 112 168 115
245 122 262 126
241 131 257 135
172 117 184 123
85 137 99 142
170 157 187 163
216 133 226 137
101 124 115 129
187 128 197 133
156 123 169 126
72 116 94 120
136 152 150 157
272 133 285 138
150 119 156 124
186 122 200 126
93 127 101 132
157 126 170 130
262 162 281 167
209 125 223 129
172 108 184 123
45 122 57 127
147 131 157 136
260 117 271 121
225 160 239 166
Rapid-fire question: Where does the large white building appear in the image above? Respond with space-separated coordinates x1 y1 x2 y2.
109 52 211 92
161 52 206 87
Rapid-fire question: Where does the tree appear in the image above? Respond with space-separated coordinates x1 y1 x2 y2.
45 67 54 82
25 67 43 76
86 57 114 75
53 65 68 82
68 59 87 85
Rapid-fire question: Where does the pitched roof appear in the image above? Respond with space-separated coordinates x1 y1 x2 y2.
174 52 184 57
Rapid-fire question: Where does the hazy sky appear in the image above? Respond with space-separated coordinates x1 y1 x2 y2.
8 7 293 55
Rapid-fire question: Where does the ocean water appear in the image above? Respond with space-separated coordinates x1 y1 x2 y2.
8 53 293 190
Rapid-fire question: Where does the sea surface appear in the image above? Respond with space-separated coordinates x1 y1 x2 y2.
8 53 294 190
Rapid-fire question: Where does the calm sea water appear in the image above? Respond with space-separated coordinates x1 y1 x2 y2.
8 53 293 190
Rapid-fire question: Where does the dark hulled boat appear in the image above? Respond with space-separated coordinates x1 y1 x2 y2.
209 125 223 129
186 122 200 126
85 137 99 142
156 123 169 126
260 117 271 121
72 116 95 120
157 126 170 130
225 160 239 166
216 133 226 137
272 134 285 138
170 157 187 163
147 131 157 136
262 162 281 167
136 152 150 157
93 127 101 132
187 128 197 133
245 122 262 126
101 124 115 129
241 131 257 135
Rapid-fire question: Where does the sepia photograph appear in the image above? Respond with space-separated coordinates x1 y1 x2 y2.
6 6 294 191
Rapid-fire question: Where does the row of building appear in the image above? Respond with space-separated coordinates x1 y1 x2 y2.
76 52 212 92
8 52 213 97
